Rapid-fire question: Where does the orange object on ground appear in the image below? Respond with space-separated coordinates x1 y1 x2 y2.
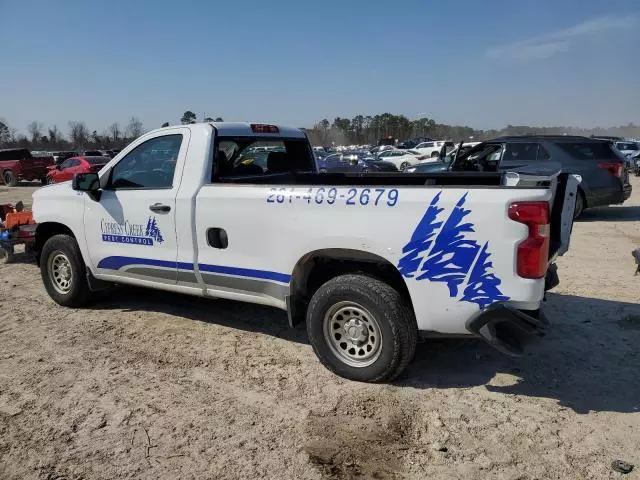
4 211 34 230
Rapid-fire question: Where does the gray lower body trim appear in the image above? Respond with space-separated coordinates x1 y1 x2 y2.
126 267 198 284
201 272 289 301
116 266 288 301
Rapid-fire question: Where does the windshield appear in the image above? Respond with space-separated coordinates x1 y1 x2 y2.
450 143 503 171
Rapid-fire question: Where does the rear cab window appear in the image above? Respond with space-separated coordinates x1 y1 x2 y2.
212 136 315 182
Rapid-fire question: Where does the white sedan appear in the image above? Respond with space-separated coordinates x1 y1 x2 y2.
376 149 427 170
414 140 455 158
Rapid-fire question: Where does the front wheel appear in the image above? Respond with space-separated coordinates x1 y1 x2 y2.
306 274 417 382
400 161 411 171
40 234 92 307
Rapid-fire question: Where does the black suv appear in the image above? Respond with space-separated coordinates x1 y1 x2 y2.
407 135 631 217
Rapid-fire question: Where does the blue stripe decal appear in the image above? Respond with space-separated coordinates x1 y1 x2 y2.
197 263 291 283
96 256 291 284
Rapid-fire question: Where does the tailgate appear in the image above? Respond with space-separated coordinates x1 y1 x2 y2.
31 156 55 168
549 173 580 258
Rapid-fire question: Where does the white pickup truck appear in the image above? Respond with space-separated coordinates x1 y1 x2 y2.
32 122 578 382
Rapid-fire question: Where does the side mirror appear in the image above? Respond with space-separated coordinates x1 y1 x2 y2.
72 173 101 199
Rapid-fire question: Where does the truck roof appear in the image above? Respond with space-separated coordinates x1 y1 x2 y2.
150 122 307 139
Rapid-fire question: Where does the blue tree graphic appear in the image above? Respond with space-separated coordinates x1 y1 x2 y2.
460 242 509 308
146 217 164 243
398 191 509 308
397 191 444 278
416 193 480 297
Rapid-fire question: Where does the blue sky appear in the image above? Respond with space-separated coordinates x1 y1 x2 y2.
1 0 638 134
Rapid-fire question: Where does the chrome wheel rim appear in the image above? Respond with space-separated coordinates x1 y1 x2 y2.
323 301 383 367
49 252 73 294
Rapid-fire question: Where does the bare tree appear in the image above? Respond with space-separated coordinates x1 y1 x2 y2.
108 122 121 143
126 116 143 138
0 120 11 145
27 121 44 143
48 125 62 144
69 121 89 149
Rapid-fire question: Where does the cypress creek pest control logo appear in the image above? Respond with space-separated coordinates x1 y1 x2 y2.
101 217 164 246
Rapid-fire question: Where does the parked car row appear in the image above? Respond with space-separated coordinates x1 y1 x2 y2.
314 135 631 218
0 147 122 186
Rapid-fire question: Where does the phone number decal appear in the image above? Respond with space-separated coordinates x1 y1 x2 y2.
266 187 399 207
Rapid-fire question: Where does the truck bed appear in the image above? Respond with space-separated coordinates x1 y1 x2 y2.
220 171 507 187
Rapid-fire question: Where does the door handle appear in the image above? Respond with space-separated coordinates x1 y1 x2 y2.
149 203 171 213
207 228 228 249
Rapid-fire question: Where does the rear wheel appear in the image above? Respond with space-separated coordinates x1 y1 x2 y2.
430 151 439 157
40 234 92 307
306 274 417 382
3 171 17 187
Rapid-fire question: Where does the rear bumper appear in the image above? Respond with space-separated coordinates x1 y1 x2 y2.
586 185 631 208
466 304 549 356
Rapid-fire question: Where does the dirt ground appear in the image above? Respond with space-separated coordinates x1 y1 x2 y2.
1 179 639 480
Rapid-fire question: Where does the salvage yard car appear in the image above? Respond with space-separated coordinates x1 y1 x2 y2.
0 148 55 186
406 135 630 218
32 122 578 382
45 155 110 184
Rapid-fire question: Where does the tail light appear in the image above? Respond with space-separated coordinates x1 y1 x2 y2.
416 155 426 160
508 201 550 279
598 162 622 177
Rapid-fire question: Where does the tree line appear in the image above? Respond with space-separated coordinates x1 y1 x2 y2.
0 111 224 151
304 114 640 146
1 111 638 151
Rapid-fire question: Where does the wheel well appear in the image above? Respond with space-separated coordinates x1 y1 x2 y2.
35 222 75 264
288 249 414 326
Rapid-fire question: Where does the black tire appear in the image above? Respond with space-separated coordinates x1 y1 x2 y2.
41 177 49 185
573 190 585 219
306 274 417 383
400 162 410 171
3 171 18 187
430 151 439 157
45 176 55 185
40 234 92 307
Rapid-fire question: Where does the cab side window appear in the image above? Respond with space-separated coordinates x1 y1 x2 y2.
108 135 182 190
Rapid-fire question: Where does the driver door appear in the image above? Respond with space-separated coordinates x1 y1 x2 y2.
83 128 190 284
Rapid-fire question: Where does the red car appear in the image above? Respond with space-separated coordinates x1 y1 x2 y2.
46 156 109 184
